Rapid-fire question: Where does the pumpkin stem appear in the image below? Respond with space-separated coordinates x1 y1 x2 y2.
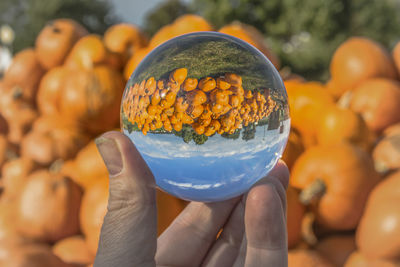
299 178 326 205
337 90 352 109
49 159 64 173
301 212 318 246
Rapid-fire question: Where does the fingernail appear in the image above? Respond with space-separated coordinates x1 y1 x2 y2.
95 136 123 176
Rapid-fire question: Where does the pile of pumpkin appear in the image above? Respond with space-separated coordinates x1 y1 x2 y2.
122 70 277 136
0 13 399 267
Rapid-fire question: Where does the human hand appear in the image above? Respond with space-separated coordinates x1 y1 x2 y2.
94 131 289 267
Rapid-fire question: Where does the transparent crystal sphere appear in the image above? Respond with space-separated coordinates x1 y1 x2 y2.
121 32 290 202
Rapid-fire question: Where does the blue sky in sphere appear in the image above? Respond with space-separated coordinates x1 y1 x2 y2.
109 0 191 27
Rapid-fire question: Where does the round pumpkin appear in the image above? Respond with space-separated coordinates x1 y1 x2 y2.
350 78 400 133
149 14 213 48
282 130 304 170
0 243 71 267
219 22 280 69
1 157 37 200
59 65 125 134
36 66 70 115
64 34 109 70
287 186 305 248
356 171 400 261
21 115 90 166
315 235 356 267
330 37 397 97
0 202 26 245
103 23 147 60
344 251 400 267
52 235 94 266
3 48 45 104
16 169 82 242
383 123 400 138
286 81 335 138
61 141 108 189
288 249 335 267
123 47 151 80
373 133 400 174
291 143 381 230
4 104 38 145
35 19 88 69
80 179 109 254
316 106 373 151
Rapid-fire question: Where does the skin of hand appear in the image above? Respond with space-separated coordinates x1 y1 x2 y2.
93 131 289 267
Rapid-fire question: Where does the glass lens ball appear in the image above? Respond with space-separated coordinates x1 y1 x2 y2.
121 32 290 202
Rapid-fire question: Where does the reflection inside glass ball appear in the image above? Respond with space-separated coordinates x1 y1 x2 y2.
121 32 290 202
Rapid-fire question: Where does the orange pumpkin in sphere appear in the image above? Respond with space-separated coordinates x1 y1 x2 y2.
330 37 397 97
16 170 82 242
291 143 381 230
35 18 88 69
350 78 400 133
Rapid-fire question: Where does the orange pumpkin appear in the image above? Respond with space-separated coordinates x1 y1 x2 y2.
0 202 26 245
219 22 280 69
52 235 94 266
393 41 400 76
315 235 356 267
61 140 108 189
0 243 70 267
16 169 82 242
59 65 125 134
350 78 400 133
373 134 400 174
36 66 70 115
1 157 37 200
21 115 90 166
288 249 335 267
344 251 400 267
287 186 305 248
286 81 335 144
291 143 381 230
35 19 88 69
103 23 147 61
149 15 213 49
80 179 108 254
316 106 373 151
282 130 304 170
383 123 400 138
3 48 45 104
123 47 151 80
64 34 109 70
330 37 397 97
356 171 400 261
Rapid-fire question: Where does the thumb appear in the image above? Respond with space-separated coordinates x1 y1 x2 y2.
93 131 157 267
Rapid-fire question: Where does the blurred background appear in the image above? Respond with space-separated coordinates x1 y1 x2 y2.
1 1 400 267
1 0 400 80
